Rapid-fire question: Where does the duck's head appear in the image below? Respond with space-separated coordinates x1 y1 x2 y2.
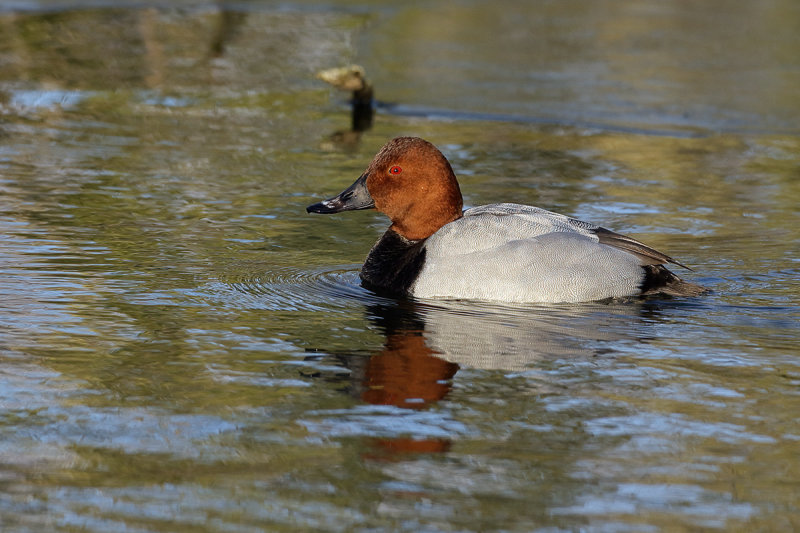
307 137 464 241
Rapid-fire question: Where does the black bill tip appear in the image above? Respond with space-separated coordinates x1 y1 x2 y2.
306 199 344 214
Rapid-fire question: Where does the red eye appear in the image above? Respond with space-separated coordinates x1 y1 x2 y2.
389 166 402 174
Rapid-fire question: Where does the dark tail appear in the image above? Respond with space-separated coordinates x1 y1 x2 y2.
640 265 708 297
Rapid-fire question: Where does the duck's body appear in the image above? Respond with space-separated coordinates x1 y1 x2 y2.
308 137 706 303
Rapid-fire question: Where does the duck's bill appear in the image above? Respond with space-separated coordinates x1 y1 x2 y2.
306 173 375 214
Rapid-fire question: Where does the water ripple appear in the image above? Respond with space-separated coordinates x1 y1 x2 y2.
207 264 393 312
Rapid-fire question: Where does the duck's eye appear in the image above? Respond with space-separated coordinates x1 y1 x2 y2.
389 166 402 175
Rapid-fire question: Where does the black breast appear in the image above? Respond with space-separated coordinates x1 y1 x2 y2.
360 229 427 297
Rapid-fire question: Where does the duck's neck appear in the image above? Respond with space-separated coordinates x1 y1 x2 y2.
390 208 462 241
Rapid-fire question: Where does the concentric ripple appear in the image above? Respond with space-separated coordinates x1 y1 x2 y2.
217 264 393 312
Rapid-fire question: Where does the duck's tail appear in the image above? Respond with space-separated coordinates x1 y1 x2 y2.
640 265 709 297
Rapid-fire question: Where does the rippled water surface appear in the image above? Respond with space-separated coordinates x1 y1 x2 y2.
1 1 799 531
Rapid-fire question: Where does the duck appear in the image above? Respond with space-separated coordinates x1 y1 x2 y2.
307 136 706 303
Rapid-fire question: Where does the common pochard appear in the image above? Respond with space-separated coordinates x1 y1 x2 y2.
307 136 706 303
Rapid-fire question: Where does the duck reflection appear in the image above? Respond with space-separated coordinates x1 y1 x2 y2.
365 298 653 372
357 302 457 456
308 297 658 456
360 303 458 410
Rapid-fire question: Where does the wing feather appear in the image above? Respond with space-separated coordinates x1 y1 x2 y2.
592 227 693 271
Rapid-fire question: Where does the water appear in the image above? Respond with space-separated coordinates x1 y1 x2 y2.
1 1 799 531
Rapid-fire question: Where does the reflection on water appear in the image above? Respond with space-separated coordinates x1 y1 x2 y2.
1 1 799 531
306 298 659 455
359 304 458 408
322 297 659 387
